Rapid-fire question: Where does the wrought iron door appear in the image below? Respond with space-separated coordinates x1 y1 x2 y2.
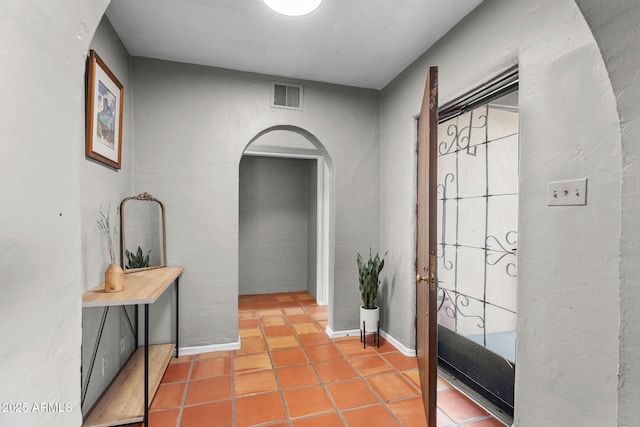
436 89 519 415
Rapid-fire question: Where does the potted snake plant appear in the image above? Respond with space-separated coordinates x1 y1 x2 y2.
357 249 387 333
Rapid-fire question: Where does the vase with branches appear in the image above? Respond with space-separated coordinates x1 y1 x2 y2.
97 204 124 292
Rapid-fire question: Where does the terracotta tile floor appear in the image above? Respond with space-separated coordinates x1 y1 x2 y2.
138 291 502 426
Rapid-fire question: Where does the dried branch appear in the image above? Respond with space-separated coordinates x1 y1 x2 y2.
97 204 119 264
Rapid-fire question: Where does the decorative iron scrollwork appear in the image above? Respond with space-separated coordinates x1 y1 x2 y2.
435 101 518 351
437 287 485 329
437 172 456 270
437 172 455 199
438 109 488 155
486 231 518 277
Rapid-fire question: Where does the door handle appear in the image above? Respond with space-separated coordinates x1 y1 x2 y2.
416 274 428 284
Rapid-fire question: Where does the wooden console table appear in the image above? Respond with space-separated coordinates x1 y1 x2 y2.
81 266 183 427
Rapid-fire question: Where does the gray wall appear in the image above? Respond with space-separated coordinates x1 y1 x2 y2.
0 1 109 425
130 57 380 346
80 16 136 415
574 1 640 424
379 0 620 424
239 155 316 295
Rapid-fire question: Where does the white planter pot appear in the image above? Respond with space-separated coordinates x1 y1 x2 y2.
360 306 380 333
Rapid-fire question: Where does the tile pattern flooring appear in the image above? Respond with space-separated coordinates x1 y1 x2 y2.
137 291 503 426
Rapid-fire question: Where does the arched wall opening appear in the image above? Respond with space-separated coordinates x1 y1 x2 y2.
240 126 334 307
572 1 640 424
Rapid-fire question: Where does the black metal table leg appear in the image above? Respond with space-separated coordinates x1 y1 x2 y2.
363 321 366 349
175 277 180 358
135 305 139 348
144 304 149 427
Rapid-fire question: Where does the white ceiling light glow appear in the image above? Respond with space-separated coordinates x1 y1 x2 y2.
262 0 323 16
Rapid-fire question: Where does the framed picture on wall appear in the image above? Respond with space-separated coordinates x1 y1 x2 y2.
86 50 124 169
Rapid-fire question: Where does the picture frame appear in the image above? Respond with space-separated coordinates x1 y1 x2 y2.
86 50 124 169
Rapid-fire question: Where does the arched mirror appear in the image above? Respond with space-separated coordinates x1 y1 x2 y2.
119 192 167 273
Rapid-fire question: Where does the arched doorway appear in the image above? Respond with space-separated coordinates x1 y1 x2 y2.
240 126 333 306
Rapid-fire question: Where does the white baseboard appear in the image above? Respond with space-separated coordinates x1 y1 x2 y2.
324 326 361 339
379 330 416 357
175 331 416 358
325 326 416 358
177 339 241 356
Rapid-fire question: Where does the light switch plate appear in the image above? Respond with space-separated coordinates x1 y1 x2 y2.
548 178 587 206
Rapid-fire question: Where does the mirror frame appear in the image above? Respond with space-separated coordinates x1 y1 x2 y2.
119 192 167 273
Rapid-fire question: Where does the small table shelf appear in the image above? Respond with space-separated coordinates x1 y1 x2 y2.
83 267 183 307
82 344 174 427
82 267 183 427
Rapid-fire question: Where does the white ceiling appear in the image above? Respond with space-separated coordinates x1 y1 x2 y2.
106 0 483 90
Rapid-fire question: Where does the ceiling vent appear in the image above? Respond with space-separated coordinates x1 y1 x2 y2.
271 82 303 110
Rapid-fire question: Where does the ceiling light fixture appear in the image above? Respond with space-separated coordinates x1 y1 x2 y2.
262 0 323 17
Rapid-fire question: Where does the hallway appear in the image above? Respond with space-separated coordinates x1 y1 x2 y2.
138 292 502 426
